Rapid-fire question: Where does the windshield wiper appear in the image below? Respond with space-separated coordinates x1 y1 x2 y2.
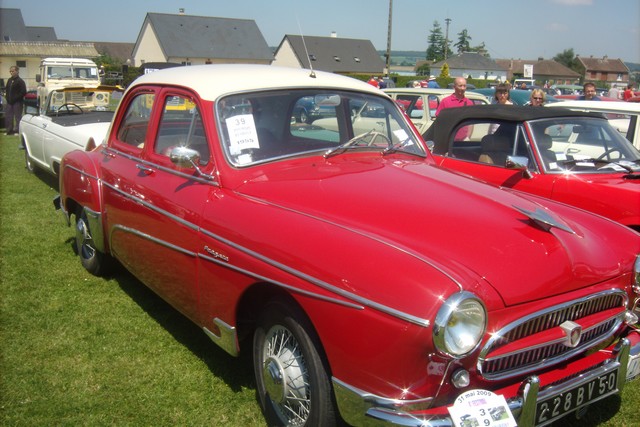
382 139 426 158
324 130 381 159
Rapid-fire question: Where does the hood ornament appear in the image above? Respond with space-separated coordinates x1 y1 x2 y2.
513 205 576 234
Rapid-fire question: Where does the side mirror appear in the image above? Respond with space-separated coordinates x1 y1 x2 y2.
169 146 215 181
169 146 201 168
506 155 533 179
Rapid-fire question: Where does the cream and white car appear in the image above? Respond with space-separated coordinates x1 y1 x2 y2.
20 85 123 175
546 100 640 150
383 88 490 138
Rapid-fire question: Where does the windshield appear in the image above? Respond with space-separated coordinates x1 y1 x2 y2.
46 65 99 80
217 90 426 166
530 117 640 172
46 89 123 115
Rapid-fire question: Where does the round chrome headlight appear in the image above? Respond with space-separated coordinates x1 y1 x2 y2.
433 292 487 358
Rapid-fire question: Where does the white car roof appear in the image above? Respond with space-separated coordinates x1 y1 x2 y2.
129 64 383 101
546 100 640 113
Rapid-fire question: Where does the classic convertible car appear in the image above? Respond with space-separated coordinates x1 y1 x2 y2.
56 65 640 427
425 105 640 231
546 100 640 150
20 85 122 175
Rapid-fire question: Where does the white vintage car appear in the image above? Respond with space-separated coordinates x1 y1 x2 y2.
546 100 640 151
383 87 490 138
20 85 123 175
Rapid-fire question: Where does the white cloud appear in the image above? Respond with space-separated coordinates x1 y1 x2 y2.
546 22 569 32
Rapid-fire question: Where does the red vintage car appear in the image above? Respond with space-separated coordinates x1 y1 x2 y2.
425 104 640 231
56 65 640 426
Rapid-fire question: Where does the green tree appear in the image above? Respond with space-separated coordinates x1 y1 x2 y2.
553 49 581 73
426 21 445 61
455 29 472 54
440 63 450 79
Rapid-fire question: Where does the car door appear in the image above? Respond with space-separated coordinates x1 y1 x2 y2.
100 87 213 321
435 120 556 199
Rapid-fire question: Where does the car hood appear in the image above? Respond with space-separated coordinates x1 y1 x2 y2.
234 156 632 309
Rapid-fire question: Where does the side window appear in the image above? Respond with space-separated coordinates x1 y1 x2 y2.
396 95 423 119
116 93 154 148
155 95 210 165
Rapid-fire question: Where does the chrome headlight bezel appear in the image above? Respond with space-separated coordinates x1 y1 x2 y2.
433 291 487 358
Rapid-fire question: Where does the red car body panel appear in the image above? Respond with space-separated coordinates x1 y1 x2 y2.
56 65 640 426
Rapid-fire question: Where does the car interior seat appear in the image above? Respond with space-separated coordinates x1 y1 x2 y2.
478 134 511 165
536 134 557 168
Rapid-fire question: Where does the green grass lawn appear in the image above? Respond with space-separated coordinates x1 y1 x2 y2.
1 133 638 426
0 134 266 425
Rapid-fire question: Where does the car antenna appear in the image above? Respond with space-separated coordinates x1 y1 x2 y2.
296 15 316 78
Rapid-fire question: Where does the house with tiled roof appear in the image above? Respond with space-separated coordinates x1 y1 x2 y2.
495 59 580 85
430 52 507 82
576 55 629 86
0 8 100 88
131 12 273 67
272 34 385 75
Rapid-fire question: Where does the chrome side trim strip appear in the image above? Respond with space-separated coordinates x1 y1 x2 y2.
240 193 465 294
70 153 432 328
110 224 197 257
103 147 219 186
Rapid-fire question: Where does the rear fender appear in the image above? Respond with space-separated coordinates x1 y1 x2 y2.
59 150 106 250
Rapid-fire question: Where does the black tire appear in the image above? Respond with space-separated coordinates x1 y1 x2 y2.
253 299 337 427
75 209 110 276
298 109 309 124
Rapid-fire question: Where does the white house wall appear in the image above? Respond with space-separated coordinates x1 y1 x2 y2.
133 23 165 66
272 40 302 69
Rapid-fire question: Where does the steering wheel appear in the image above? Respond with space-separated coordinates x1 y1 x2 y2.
597 148 622 161
57 103 84 115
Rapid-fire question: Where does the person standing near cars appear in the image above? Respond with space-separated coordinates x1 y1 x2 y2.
529 88 546 106
435 77 473 116
577 82 601 101
494 83 513 105
4 65 26 135
623 83 635 101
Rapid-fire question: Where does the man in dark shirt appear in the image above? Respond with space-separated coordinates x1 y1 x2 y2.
5 65 27 135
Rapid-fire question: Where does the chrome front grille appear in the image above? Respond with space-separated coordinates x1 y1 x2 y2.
478 290 627 380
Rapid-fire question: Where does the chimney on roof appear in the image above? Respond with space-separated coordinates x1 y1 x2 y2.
331 31 337 38
179 8 185 15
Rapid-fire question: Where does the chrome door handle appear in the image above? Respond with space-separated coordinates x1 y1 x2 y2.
136 164 154 175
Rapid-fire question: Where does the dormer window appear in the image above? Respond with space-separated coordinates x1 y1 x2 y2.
309 54 317 61
354 57 361 63
333 56 341 62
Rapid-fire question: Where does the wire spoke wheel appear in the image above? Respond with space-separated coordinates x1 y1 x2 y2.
253 299 337 427
262 325 311 425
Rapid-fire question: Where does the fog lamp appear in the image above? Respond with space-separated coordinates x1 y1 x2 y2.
451 368 470 389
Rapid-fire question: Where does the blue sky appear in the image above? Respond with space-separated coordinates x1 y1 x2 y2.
4 0 640 63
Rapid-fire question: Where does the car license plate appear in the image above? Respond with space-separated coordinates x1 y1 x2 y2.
535 368 618 425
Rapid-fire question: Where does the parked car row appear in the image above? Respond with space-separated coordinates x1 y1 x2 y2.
15 64 640 427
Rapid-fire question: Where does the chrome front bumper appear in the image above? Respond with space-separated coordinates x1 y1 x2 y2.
334 333 640 427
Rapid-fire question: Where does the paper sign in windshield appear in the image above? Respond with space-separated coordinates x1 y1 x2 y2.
226 114 260 155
